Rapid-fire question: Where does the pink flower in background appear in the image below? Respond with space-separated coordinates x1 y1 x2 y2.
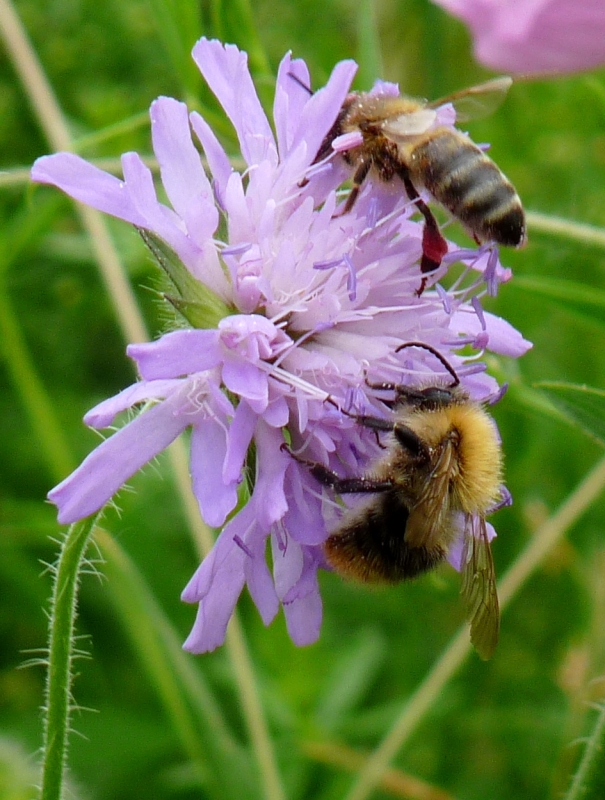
432 0 605 74
32 39 531 654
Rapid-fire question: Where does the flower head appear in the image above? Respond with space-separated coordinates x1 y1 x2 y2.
32 39 531 653
432 0 605 74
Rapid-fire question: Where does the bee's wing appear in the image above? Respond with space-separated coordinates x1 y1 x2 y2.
460 516 500 660
380 108 438 140
405 439 456 550
428 76 513 123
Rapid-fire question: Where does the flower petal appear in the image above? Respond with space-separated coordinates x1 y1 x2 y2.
151 96 219 241
31 153 147 226
191 417 238 528
48 386 194 524
127 330 221 379
273 52 311 157
243 533 279 625
193 38 278 167
450 308 533 357
190 110 233 197
253 422 289 529
84 379 183 428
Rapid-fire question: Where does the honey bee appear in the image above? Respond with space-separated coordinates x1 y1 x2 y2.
284 343 503 659
311 76 526 284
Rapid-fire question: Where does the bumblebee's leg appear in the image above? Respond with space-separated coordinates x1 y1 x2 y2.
281 444 393 494
336 402 431 460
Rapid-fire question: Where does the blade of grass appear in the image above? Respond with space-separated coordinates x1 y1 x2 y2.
355 0 383 91
526 211 605 250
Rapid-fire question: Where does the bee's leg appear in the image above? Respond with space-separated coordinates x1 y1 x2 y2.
397 170 448 293
334 159 372 217
281 444 393 494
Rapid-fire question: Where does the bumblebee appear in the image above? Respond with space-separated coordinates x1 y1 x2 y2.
286 343 503 659
311 77 526 283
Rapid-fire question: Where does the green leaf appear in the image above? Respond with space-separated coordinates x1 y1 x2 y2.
535 382 605 445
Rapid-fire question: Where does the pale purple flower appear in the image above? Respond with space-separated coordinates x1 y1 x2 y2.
432 0 605 74
32 39 531 653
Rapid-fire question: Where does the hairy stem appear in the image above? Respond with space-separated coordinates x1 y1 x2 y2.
41 515 98 800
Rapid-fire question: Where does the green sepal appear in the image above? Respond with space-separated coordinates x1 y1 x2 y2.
163 293 230 330
139 228 232 328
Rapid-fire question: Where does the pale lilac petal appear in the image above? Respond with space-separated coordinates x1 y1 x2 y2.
84 379 183 427
253 422 288 529
287 59 357 166
282 469 328 546
243 534 279 625
31 153 147 226
281 550 323 646
283 589 323 646
127 330 221 379
273 53 311 156
272 532 303 599
450 309 533 356
151 97 219 240
262 395 289 428
333 131 364 152
193 38 277 167
191 417 238 528
119 153 208 270
49 388 193 524
222 358 268 409
181 514 249 652
190 111 233 194
223 401 257 484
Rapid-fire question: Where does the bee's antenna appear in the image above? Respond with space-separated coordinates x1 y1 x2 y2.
395 341 460 388
288 72 313 95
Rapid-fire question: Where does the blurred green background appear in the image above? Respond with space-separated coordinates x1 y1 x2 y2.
2 1 605 799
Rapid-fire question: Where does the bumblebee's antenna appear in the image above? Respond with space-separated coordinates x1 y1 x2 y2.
395 341 460 388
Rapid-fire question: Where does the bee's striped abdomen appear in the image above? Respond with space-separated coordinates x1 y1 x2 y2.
410 129 526 247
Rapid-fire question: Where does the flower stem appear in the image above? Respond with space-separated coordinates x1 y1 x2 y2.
41 514 98 800
564 704 605 800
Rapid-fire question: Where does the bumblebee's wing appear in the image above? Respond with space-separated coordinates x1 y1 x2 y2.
428 76 512 123
460 516 500 660
380 107 438 140
404 439 456 550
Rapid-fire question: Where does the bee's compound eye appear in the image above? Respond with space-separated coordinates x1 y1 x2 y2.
393 423 423 457
419 387 453 405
